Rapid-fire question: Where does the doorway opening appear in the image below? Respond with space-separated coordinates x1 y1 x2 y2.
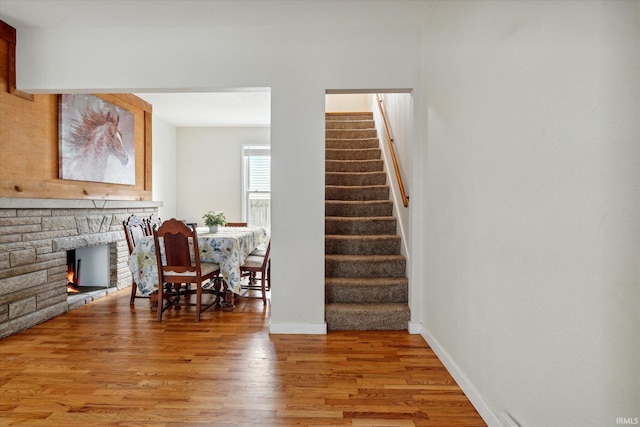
323 90 413 331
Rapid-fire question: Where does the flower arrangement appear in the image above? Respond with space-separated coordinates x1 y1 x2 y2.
203 210 226 227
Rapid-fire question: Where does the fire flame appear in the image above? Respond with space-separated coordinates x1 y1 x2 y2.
66 270 80 293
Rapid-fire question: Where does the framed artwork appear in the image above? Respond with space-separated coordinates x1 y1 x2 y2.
59 94 135 185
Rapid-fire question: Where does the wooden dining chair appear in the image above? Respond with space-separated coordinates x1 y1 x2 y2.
248 238 270 291
225 222 248 227
145 213 162 235
153 218 220 322
123 214 149 305
240 239 270 304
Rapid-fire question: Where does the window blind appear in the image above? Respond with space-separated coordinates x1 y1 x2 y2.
243 145 271 232
248 155 270 192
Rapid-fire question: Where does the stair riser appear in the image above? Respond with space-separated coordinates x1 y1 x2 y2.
326 160 383 173
325 282 408 303
326 149 381 160
325 258 406 277
326 129 377 139
327 315 408 330
325 218 396 235
325 172 386 186
325 201 393 217
325 237 401 255
325 304 410 330
326 120 374 130
326 139 379 150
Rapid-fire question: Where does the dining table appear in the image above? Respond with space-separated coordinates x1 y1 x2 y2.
128 225 267 307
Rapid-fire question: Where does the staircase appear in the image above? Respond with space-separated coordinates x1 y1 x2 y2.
324 112 410 330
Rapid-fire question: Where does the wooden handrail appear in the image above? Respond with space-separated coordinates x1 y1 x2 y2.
376 94 408 207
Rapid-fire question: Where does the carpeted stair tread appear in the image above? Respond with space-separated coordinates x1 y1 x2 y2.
326 148 382 160
325 216 396 235
326 120 374 130
326 112 373 121
325 276 408 286
326 128 377 139
325 234 401 255
326 138 380 150
325 185 390 201
326 171 387 186
325 303 410 330
326 159 384 173
326 277 408 303
325 254 406 278
325 200 393 217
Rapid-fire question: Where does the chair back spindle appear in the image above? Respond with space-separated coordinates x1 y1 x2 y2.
145 213 162 235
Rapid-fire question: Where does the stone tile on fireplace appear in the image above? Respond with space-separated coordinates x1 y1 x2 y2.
0 197 162 338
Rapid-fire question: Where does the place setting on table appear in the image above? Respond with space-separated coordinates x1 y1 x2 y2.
127 211 268 319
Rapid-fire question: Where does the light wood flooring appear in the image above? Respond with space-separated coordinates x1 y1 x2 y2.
0 288 486 426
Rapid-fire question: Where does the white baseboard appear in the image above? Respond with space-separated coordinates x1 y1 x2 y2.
420 328 502 427
408 321 423 334
499 412 521 427
269 322 327 334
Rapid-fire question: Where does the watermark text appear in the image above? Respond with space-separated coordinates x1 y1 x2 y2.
616 417 639 425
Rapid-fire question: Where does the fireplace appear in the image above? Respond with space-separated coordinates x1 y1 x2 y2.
0 197 162 338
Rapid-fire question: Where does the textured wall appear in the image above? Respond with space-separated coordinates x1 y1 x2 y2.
421 1 640 425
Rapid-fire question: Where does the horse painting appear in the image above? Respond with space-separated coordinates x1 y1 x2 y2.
59 94 135 185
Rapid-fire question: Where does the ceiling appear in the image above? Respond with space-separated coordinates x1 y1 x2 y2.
0 0 426 29
0 2 277 128
134 91 271 128
0 0 424 127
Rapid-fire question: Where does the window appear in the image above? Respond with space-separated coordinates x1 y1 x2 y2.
243 145 270 233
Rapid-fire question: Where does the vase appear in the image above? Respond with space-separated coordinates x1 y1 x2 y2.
208 225 218 233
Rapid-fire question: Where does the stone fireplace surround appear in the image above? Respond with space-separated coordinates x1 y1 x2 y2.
0 198 161 338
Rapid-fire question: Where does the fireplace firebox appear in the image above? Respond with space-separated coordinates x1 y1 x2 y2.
66 244 110 294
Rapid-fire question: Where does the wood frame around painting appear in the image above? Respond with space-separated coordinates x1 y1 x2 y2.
59 94 136 185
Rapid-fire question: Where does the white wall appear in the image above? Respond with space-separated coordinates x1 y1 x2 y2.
372 93 412 253
175 127 270 225
325 94 372 112
151 117 177 220
371 93 418 327
13 3 424 334
421 1 639 426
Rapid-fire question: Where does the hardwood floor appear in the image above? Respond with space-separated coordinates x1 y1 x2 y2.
0 288 486 426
